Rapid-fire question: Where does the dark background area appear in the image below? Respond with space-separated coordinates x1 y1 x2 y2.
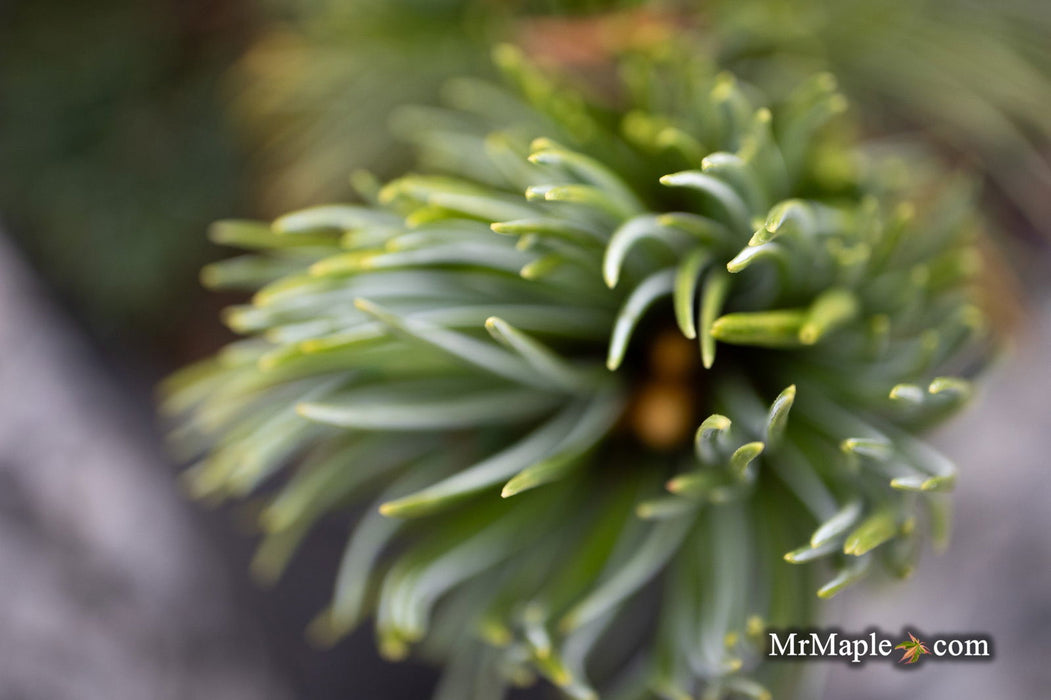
0 1 436 697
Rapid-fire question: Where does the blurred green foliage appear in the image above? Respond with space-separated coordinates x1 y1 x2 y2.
233 0 648 213
231 0 492 213
2 0 1047 340
708 0 1051 238
235 0 1051 237
0 0 248 335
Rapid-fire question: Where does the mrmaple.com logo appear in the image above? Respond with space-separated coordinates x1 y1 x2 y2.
766 627 993 666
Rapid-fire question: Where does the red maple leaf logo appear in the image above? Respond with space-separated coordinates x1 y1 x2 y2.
894 633 931 664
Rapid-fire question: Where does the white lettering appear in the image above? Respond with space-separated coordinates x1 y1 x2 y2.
812 632 836 656
769 632 797 657
965 639 989 656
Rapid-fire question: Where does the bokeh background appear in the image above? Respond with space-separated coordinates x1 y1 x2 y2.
1 0 1049 698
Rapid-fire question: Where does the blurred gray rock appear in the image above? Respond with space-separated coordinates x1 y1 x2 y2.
0 232 293 700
